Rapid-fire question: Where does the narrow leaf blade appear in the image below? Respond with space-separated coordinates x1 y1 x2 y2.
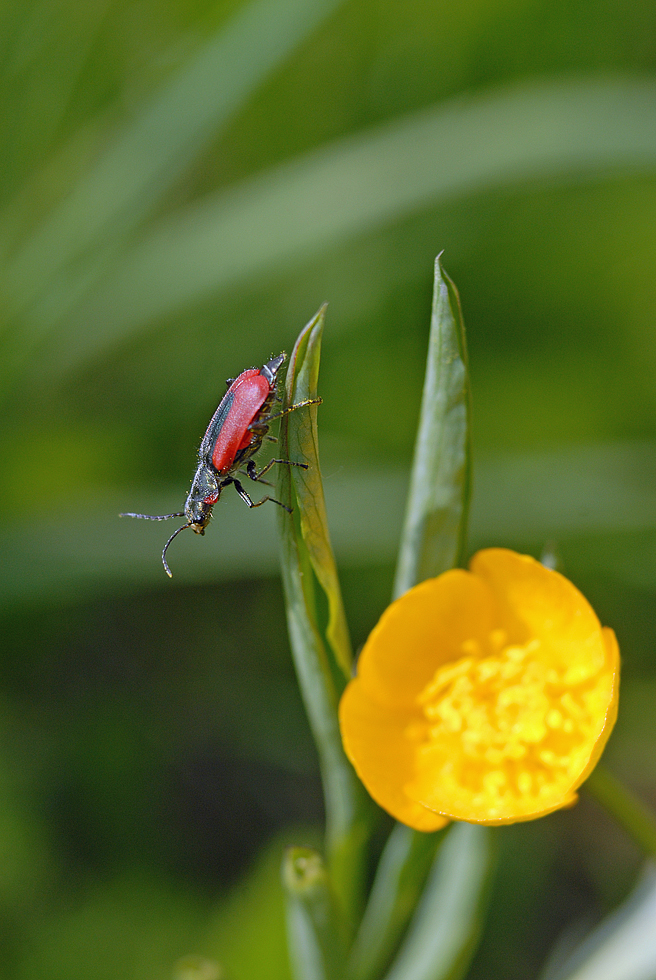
284 306 352 679
393 255 471 598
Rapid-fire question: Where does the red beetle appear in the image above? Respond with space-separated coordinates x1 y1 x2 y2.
121 353 319 576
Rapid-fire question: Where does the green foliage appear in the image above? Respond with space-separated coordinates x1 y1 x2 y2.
394 255 471 597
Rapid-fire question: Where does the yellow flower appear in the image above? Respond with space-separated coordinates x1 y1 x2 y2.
339 549 619 830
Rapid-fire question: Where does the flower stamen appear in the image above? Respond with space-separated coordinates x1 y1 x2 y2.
412 630 607 819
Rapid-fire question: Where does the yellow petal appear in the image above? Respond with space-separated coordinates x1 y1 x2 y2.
357 569 495 709
574 626 620 788
471 549 607 684
339 679 448 831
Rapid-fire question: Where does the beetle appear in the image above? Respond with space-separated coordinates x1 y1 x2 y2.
121 352 320 577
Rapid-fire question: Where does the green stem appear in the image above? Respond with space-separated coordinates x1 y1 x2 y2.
585 764 656 858
383 824 492 980
347 824 443 980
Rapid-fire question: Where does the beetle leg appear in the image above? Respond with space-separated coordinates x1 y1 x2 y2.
260 397 322 423
246 459 270 481
232 478 292 514
266 435 278 443
238 464 273 486
246 458 308 483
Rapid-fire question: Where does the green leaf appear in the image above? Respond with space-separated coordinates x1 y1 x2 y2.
361 260 478 980
382 823 492 980
393 254 470 598
277 308 371 924
283 306 352 680
347 823 444 980
282 847 347 980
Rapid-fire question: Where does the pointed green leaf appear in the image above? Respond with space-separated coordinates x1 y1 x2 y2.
393 254 471 598
367 261 480 980
283 306 352 680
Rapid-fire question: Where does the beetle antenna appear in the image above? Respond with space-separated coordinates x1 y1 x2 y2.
161 522 193 578
120 511 185 520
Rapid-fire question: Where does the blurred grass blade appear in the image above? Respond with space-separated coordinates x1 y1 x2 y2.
393 255 470 598
282 847 346 980
382 823 492 980
38 76 656 376
3 0 346 319
540 864 656 980
347 823 444 980
278 308 370 923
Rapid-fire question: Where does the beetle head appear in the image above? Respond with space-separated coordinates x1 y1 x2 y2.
260 352 286 387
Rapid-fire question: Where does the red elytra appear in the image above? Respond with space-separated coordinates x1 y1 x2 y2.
121 352 320 577
209 368 271 474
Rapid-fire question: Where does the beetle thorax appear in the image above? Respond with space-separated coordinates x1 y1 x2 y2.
185 463 220 528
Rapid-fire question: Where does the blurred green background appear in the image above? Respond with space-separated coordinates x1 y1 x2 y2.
2 0 656 976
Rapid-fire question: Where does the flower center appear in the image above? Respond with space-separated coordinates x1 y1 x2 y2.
410 629 608 817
